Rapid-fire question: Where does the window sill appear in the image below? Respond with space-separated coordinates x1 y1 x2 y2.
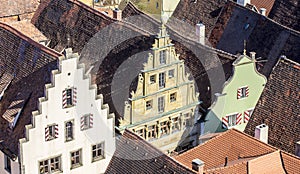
71 164 82 170
92 156 105 163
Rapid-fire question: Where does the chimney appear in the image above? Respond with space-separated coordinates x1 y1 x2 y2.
192 159 204 174
249 52 256 59
113 8 122 21
255 124 268 144
260 8 266 16
196 23 205 45
237 0 251 6
295 141 300 157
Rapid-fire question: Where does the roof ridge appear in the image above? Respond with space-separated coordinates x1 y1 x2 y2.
0 22 61 58
205 160 248 172
123 129 197 173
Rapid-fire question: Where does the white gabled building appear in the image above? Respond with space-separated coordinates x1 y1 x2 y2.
18 48 115 174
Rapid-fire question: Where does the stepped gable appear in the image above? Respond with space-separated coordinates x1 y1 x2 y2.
209 1 300 77
105 129 196 174
0 22 60 159
268 0 300 32
245 58 300 154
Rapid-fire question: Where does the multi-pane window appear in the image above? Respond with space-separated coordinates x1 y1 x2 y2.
160 121 169 137
146 100 153 110
170 92 177 102
168 69 174 78
4 155 11 173
150 75 156 84
158 96 165 113
81 114 93 130
45 124 58 141
148 125 157 140
237 86 249 99
65 120 74 141
159 72 165 88
159 50 166 64
228 114 237 127
71 149 82 169
172 117 180 133
63 87 77 108
39 156 61 174
92 142 105 162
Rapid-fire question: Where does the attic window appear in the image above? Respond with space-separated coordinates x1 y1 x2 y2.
45 124 58 141
159 50 166 64
81 114 93 130
237 86 249 99
62 87 77 108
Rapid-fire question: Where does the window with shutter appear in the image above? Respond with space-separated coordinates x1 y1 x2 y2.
237 86 249 99
62 87 77 108
81 114 93 130
45 124 58 141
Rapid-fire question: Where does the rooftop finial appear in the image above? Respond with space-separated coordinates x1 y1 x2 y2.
243 40 247 55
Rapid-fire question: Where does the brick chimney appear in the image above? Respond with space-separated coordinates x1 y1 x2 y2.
192 159 204 174
260 8 266 16
295 141 300 157
196 23 205 45
113 8 122 21
255 124 268 144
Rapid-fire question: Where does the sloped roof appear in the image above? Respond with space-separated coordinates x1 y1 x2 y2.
105 129 196 174
0 0 39 18
250 0 276 16
175 129 300 173
244 58 300 155
170 0 228 37
0 22 60 158
209 1 300 77
268 0 300 32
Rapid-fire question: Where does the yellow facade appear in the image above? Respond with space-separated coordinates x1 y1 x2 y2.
119 24 200 153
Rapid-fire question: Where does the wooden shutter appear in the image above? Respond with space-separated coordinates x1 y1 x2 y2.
55 125 59 138
80 116 85 130
89 114 93 128
62 90 67 108
237 88 242 99
73 87 77 105
236 113 243 125
222 116 228 129
45 127 49 141
244 110 251 123
245 86 249 97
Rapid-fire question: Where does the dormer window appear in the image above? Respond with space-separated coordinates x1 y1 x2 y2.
159 50 166 64
237 86 249 99
62 87 77 108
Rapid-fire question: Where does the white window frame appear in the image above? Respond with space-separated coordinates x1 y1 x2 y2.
92 142 105 162
70 149 82 169
160 121 169 137
148 125 157 140
149 74 156 84
228 114 237 127
168 69 174 78
159 50 166 64
65 120 74 142
158 96 165 113
39 155 62 174
172 117 180 133
159 72 165 89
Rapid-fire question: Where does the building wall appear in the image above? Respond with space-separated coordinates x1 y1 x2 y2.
0 151 20 174
204 53 267 133
120 25 200 152
19 49 115 174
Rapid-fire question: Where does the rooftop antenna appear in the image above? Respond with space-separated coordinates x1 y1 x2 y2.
243 40 247 55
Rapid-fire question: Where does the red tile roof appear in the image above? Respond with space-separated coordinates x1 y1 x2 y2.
245 58 300 154
251 0 276 16
105 129 196 174
175 129 300 173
